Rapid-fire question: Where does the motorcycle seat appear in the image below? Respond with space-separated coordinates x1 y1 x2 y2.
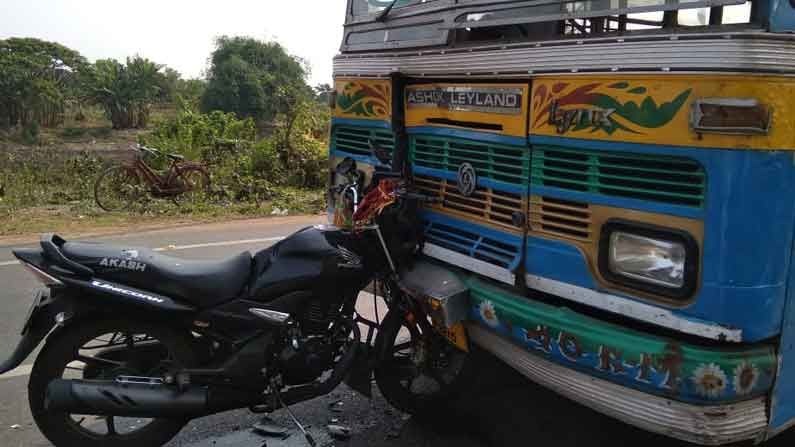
61 241 252 308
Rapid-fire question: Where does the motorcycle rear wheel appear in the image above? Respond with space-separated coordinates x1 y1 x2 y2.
374 309 468 417
28 318 197 447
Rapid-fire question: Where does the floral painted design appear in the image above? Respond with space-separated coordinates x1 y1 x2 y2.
532 81 691 135
478 300 500 328
336 82 390 118
692 363 728 398
733 362 760 396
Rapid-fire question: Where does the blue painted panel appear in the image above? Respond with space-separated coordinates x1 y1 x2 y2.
331 117 391 129
407 125 528 147
769 0 795 32
330 149 384 167
770 228 795 432
421 210 523 271
526 236 596 289
527 136 795 342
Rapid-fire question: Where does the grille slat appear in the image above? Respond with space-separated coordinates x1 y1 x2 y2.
411 136 530 186
332 126 395 157
536 172 704 201
425 221 519 268
532 146 705 208
415 174 524 232
529 196 594 242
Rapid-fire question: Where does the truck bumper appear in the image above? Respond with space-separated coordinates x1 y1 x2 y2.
469 324 768 445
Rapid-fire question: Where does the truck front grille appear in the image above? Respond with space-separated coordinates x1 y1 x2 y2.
416 175 524 233
531 146 705 208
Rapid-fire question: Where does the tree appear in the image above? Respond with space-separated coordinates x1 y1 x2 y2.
176 78 207 109
86 56 163 129
314 83 334 105
0 38 88 128
156 67 182 103
201 37 309 123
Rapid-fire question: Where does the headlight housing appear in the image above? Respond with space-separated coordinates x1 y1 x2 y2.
599 220 699 300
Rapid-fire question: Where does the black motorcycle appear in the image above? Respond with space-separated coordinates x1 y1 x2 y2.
0 158 468 447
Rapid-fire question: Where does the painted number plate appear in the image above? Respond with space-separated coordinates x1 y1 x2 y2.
435 322 469 352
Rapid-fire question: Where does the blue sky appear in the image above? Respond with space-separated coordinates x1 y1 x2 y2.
0 0 348 86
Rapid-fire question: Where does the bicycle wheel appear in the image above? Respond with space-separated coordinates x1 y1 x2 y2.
173 167 210 205
94 166 143 212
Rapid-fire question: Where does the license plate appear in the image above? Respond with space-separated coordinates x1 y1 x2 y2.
435 322 469 352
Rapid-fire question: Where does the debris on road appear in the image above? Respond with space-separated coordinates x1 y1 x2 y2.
327 424 352 439
386 414 411 439
328 400 344 413
253 417 290 439
9 424 20 430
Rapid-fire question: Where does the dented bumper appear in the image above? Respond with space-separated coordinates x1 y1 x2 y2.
400 259 776 444
469 325 769 445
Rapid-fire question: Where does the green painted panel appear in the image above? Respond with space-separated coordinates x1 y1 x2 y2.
466 276 776 403
531 145 706 208
409 135 530 186
332 126 394 157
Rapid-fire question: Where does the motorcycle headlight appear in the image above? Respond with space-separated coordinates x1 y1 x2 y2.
599 221 698 300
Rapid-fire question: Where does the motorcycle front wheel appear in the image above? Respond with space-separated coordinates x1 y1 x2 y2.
374 309 468 417
28 318 197 447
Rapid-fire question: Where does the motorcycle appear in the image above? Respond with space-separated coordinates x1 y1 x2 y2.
0 156 469 447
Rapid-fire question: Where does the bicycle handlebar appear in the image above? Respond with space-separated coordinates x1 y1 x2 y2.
134 144 161 157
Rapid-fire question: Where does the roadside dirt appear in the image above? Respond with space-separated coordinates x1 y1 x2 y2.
0 213 325 247
0 128 141 161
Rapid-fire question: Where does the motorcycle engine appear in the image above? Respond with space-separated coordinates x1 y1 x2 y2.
279 334 338 385
278 299 345 385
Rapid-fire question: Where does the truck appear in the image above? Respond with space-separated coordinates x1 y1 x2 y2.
327 0 795 444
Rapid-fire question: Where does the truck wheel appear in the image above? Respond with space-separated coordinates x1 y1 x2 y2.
374 309 468 417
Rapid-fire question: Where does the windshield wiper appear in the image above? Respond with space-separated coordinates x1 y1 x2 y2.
375 0 399 22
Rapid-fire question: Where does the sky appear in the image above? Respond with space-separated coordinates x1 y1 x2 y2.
0 0 349 86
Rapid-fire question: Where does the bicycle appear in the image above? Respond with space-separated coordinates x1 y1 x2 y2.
94 145 211 211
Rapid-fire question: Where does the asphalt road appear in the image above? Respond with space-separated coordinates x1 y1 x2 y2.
0 215 324 447
3 216 795 447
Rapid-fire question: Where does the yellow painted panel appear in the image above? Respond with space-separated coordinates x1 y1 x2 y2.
530 75 795 150
406 83 530 137
334 78 391 121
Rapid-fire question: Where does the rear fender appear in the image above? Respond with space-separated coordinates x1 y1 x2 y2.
12 248 45 266
0 288 73 375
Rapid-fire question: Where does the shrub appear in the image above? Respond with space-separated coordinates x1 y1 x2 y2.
21 121 41 145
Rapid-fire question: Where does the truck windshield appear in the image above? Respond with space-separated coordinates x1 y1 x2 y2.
351 0 439 18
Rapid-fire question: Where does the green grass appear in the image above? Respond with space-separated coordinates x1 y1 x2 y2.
0 187 325 238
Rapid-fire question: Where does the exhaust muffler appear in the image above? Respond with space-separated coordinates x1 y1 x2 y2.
45 379 261 418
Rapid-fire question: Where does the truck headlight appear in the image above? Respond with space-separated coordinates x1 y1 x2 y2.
599 221 698 300
608 232 685 288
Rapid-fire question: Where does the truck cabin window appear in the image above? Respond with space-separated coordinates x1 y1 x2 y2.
351 0 441 18
453 0 753 43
